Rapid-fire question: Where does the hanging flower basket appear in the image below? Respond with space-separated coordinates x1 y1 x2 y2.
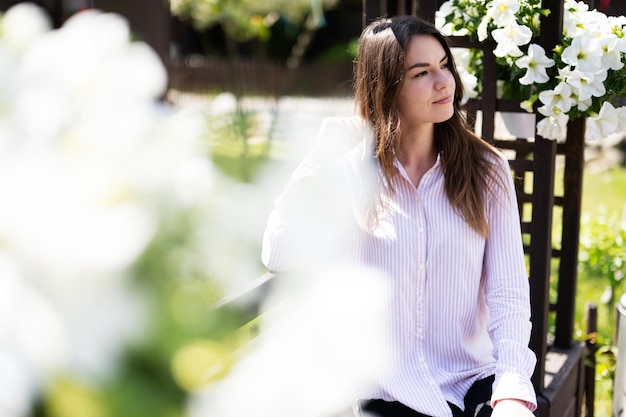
436 0 626 141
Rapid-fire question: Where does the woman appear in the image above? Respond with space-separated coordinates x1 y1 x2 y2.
262 15 537 417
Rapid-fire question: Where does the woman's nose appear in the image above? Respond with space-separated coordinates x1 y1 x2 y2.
435 70 453 90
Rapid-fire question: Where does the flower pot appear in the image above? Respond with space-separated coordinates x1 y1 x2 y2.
499 112 536 139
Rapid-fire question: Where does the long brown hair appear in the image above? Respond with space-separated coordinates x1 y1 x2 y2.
353 15 506 237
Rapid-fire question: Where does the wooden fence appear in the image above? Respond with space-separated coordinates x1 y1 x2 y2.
167 56 354 97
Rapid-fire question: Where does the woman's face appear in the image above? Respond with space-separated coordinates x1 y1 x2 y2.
395 34 456 130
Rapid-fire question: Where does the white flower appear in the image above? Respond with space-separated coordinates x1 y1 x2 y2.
563 0 591 37
492 23 532 57
0 3 51 53
538 82 574 114
435 1 456 36
451 48 478 100
537 113 569 140
565 69 607 101
574 96 593 112
586 101 620 141
561 34 602 73
520 100 534 113
187 264 392 417
617 106 626 131
598 34 625 71
491 0 520 27
0 4 213 415
515 44 555 85
477 13 491 42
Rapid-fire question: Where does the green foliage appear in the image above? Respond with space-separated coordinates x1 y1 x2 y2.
206 102 272 182
575 167 626 414
170 0 339 42
316 38 359 62
579 208 626 314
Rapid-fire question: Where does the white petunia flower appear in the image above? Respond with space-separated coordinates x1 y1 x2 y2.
515 43 555 85
565 69 607 102
574 96 593 112
586 101 620 141
617 106 626 131
491 0 520 27
563 0 591 37
536 113 569 140
492 23 532 57
435 1 456 35
0 3 52 53
597 34 625 71
561 34 602 73
538 82 574 114
451 48 478 100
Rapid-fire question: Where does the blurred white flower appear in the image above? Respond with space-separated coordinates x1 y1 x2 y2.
451 48 479 100
188 264 392 417
0 3 51 53
0 3 213 416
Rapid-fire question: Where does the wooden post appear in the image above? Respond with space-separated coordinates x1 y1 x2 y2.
529 136 557 390
585 302 598 417
554 118 586 348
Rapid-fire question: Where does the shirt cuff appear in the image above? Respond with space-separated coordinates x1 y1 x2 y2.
490 372 537 411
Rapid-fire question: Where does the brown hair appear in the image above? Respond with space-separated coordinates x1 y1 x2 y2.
353 15 506 237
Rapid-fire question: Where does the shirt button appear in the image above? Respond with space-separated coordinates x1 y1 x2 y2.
417 327 423 335
418 227 424 233
419 356 425 362
417 295 423 302
414 193 419 201
419 264 425 270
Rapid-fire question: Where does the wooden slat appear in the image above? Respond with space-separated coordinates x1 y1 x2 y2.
415 0 436 22
554 196 564 206
494 139 534 153
529 136 557 390
508 159 534 172
554 118 586 347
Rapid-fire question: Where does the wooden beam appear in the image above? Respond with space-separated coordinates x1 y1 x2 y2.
529 136 557 391
554 118 586 347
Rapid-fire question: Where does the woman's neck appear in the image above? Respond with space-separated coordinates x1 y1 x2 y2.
396 124 437 188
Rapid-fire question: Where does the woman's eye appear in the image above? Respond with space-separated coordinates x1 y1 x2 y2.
413 71 427 78
441 62 450 69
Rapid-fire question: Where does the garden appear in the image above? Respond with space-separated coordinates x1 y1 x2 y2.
0 1 624 417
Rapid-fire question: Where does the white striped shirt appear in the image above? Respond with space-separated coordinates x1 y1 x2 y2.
262 116 537 417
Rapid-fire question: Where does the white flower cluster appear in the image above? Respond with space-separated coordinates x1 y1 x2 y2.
438 0 626 141
0 3 212 416
536 0 626 141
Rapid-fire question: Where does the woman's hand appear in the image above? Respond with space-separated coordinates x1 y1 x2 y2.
491 399 535 417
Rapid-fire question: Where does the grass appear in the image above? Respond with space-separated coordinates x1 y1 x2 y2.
574 165 626 417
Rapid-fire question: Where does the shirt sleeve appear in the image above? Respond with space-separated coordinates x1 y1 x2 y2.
261 117 364 272
483 153 538 411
